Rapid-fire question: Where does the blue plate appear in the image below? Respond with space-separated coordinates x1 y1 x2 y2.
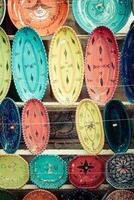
0 97 21 153
72 0 131 33
30 155 68 189
121 26 134 103
12 27 48 102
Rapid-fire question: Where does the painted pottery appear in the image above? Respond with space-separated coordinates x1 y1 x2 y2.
0 98 21 153
0 190 17 200
76 99 104 155
8 0 69 36
23 190 58 200
104 190 134 200
85 26 119 105
0 0 6 25
132 0 134 15
12 27 48 101
49 26 84 105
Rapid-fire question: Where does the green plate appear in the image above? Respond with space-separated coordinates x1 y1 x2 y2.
0 190 17 200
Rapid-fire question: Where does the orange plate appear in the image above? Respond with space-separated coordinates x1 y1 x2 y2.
23 190 58 200
8 0 69 36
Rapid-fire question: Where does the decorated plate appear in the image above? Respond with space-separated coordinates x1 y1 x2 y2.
76 99 104 155
49 26 84 105
132 0 134 15
103 100 131 153
22 99 50 155
12 26 48 102
121 25 134 103
0 27 12 102
72 0 131 33
85 26 119 105
30 155 68 189
23 190 58 200
69 156 105 189
0 155 29 189
0 0 6 25
104 190 134 200
0 98 21 153
0 190 17 200
8 0 69 36
106 154 134 189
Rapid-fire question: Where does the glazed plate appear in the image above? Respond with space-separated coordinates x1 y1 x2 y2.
0 155 29 189
76 99 104 155
0 0 6 25
72 0 131 33
0 98 21 153
49 26 84 105
12 26 48 102
121 25 134 103
8 0 69 36
132 0 134 15
0 27 11 102
69 156 105 189
104 190 134 200
85 26 119 105
30 155 68 189
106 154 134 189
22 99 50 155
23 190 58 200
0 190 17 200
103 100 131 153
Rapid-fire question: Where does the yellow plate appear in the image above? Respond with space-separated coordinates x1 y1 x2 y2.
76 99 104 155
49 26 84 105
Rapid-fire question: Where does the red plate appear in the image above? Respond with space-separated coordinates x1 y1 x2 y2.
23 190 58 200
69 156 105 189
22 99 50 155
85 26 119 105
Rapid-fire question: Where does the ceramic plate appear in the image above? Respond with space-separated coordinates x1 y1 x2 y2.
0 190 17 200
85 26 119 105
72 0 131 33
106 154 134 189
23 190 58 200
104 190 134 200
8 0 69 36
69 156 105 189
0 98 21 153
76 99 104 155
0 0 6 25
0 155 29 189
121 25 134 103
30 155 68 189
12 26 48 102
49 26 84 105
22 99 50 155
0 27 12 102
103 100 131 153
132 0 134 15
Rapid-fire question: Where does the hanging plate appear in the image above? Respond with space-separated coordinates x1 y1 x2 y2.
106 154 134 189
132 0 134 15
0 97 21 153
85 26 119 105
30 155 68 189
0 155 29 189
0 0 6 25
0 190 17 200
104 190 134 200
7 0 69 36
23 190 58 200
121 25 134 103
0 27 11 102
103 100 131 153
12 26 48 102
72 0 131 33
76 99 104 155
69 156 105 189
49 26 84 105
22 99 50 155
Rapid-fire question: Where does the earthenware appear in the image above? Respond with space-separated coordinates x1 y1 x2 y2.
0 0 6 25
23 190 58 200
104 190 134 200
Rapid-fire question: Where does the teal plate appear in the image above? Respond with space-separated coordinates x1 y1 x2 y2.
30 155 68 189
12 27 48 102
72 0 131 33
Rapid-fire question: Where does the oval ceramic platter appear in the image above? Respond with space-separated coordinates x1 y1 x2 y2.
121 25 134 103
0 155 29 189
12 26 48 102
85 26 119 105
76 99 104 155
72 0 131 33
0 190 17 200
106 154 134 189
49 26 84 105
0 0 6 25
104 190 134 200
30 155 68 189
69 156 105 189
8 0 69 36
0 27 12 102
22 99 50 155
23 190 58 200
0 98 21 153
103 100 131 153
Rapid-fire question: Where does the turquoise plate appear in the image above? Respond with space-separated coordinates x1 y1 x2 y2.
72 0 131 33
12 27 48 102
30 155 68 189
